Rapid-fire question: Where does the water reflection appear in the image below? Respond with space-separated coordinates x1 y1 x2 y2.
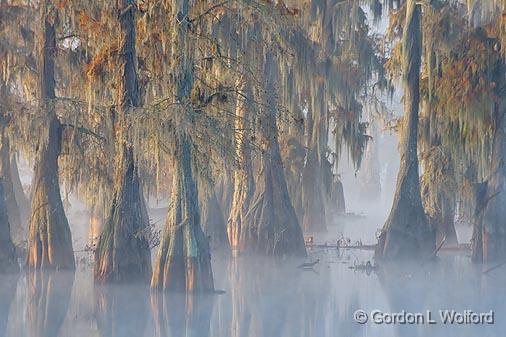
151 292 213 337
95 284 150 337
1 252 506 337
0 274 18 337
26 271 74 337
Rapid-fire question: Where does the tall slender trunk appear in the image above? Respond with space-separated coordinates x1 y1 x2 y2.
237 51 306 256
94 0 151 282
301 82 327 232
0 126 24 244
200 184 229 252
375 0 434 259
474 58 506 262
151 0 214 292
228 74 255 253
0 172 18 273
26 3 74 270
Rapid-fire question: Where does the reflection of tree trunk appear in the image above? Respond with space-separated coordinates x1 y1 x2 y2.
376 0 434 259
152 136 214 292
473 56 506 262
200 186 229 252
94 284 149 337
237 52 306 256
151 293 214 337
26 271 74 337
0 274 18 337
94 0 151 282
26 3 75 270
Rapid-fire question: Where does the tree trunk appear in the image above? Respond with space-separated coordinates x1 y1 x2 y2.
151 136 214 292
200 185 229 252
301 83 327 232
10 154 30 234
475 58 506 262
0 174 18 273
26 4 75 269
0 124 23 245
228 74 255 253
94 0 151 282
151 0 214 291
236 52 306 257
375 0 435 260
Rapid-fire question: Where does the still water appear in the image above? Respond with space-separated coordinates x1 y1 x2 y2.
2 217 506 337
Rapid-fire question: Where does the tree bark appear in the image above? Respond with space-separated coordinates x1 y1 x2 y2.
475 57 506 262
0 174 18 273
0 123 24 245
151 0 214 291
301 83 327 232
200 185 229 252
236 51 306 257
375 0 435 260
151 136 214 292
26 4 75 269
228 74 255 253
94 0 152 282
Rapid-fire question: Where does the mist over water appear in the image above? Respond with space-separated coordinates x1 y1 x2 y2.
1 208 505 337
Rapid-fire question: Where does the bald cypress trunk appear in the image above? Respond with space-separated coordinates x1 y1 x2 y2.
375 0 435 259
151 0 214 292
0 124 23 244
200 186 229 252
26 4 74 270
94 0 151 282
301 83 327 232
228 75 255 253
0 173 18 273
236 52 306 256
151 136 214 292
474 58 506 262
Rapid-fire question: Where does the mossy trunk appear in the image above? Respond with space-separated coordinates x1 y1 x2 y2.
27 116 75 269
151 0 214 291
200 186 229 252
0 174 18 273
228 75 255 253
151 135 214 292
236 52 306 257
0 126 23 244
26 2 75 270
375 0 435 260
475 62 506 262
26 271 74 337
88 203 104 247
301 83 328 232
94 0 151 282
